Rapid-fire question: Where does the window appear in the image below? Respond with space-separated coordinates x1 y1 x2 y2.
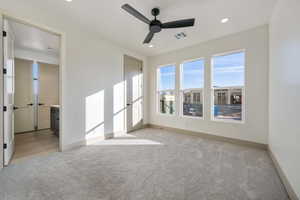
157 65 176 115
32 61 39 95
180 59 204 117
212 51 245 121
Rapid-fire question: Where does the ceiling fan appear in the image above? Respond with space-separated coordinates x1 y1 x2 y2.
121 4 195 44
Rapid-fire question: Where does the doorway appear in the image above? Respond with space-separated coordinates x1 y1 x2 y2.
123 55 143 133
2 18 61 164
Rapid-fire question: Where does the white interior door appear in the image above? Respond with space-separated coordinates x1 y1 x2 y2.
14 58 34 133
124 55 143 133
3 19 15 165
38 62 59 130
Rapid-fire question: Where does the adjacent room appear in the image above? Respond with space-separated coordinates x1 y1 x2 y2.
0 0 299 200
7 20 61 162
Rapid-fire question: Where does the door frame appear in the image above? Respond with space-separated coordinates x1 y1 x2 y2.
123 55 144 133
0 11 66 169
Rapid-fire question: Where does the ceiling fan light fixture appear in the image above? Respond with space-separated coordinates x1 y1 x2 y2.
148 44 154 48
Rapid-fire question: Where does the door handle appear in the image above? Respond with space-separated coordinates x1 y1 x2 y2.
127 103 131 106
27 103 33 106
13 105 28 110
38 103 45 106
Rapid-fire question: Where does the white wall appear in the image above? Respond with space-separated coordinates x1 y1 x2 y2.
269 0 300 198
0 0 148 150
148 25 269 144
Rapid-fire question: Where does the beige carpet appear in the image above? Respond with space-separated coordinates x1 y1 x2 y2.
0 128 289 200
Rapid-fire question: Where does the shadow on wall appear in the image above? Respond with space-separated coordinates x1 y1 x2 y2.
84 73 143 145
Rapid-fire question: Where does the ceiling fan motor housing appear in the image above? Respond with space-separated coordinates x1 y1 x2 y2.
150 20 162 33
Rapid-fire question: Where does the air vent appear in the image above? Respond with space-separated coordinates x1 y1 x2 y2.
175 32 187 39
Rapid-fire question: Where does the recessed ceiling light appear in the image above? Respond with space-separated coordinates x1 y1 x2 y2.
148 44 154 48
65 0 72 2
221 18 229 23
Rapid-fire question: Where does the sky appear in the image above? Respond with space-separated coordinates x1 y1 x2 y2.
158 52 245 91
212 52 245 88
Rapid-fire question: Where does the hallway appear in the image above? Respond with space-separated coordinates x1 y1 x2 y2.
12 130 58 163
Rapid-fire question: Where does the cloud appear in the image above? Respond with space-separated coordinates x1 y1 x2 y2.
214 66 244 73
160 72 175 76
183 69 204 75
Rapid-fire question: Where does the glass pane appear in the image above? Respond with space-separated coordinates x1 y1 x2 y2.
214 88 242 121
32 62 39 79
32 62 39 95
212 51 245 121
181 59 204 90
182 91 203 117
6 59 14 76
33 80 39 95
6 77 14 94
158 65 175 91
212 52 245 88
159 91 175 115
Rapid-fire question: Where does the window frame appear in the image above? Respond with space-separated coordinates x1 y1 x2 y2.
210 49 246 124
179 57 205 119
156 63 177 116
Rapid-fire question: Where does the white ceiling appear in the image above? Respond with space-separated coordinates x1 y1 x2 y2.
50 0 278 56
9 0 278 56
9 20 60 55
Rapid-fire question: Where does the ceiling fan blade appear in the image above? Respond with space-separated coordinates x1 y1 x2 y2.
161 18 195 29
143 31 154 44
122 4 151 24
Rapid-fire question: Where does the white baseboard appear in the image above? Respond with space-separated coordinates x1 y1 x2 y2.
146 124 267 150
61 132 114 151
268 148 299 200
61 140 86 151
